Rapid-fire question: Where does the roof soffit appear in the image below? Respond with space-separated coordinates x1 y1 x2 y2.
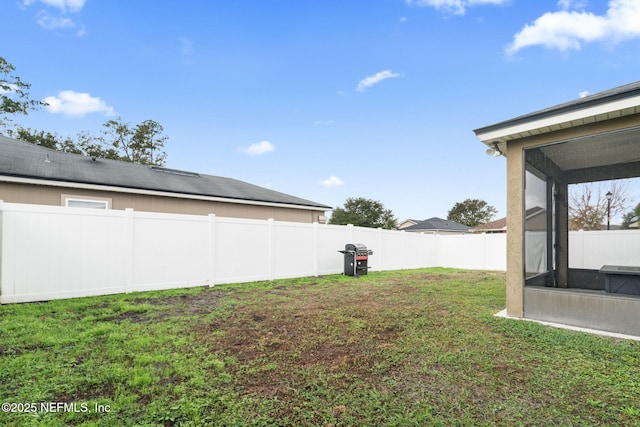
475 95 640 146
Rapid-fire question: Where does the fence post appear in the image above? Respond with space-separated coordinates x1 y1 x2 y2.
208 214 216 287
268 218 275 281
377 227 383 272
401 230 406 270
124 208 134 293
575 229 585 269
435 232 441 268
313 221 319 277
481 233 487 270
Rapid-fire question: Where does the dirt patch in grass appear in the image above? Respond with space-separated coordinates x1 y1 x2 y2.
55 383 116 403
0 343 51 357
100 310 151 323
135 289 225 314
98 289 226 323
195 272 450 404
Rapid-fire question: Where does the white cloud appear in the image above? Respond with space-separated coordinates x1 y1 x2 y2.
242 140 275 156
23 0 87 35
43 90 115 117
579 90 590 98
356 70 401 92
558 0 588 11
320 176 344 188
36 11 86 35
36 11 75 29
23 0 87 13
406 0 508 15
507 0 640 54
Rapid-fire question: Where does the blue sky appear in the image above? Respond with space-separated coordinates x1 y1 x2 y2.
3 0 640 222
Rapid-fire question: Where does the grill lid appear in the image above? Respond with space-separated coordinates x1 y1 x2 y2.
340 243 373 256
345 243 366 251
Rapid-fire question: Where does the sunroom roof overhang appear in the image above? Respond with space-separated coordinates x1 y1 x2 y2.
474 82 640 154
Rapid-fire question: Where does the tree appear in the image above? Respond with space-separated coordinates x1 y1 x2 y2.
11 127 62 150
569 181 629 230
447 199 497 227
13 118 169 167
100 118 168 166
0 57 45 131
621 202 640 229
329 197 397 229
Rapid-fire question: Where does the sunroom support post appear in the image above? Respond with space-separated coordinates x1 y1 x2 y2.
556 181 569 288
505 140 524 317
546 177 555 287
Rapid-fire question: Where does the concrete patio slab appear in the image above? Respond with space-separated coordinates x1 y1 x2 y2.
495 309 640 342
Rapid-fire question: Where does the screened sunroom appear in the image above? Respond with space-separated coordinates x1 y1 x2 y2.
475 81 640 337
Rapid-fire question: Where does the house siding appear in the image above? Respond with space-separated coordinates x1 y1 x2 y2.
0 181 323 223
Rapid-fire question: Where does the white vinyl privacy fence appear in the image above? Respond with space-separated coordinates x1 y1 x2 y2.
0 202 505 303
1 202 638 304
569 229 640 270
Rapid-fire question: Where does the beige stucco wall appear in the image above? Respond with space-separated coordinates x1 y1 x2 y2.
506 139 525 317
0 181 327 223
505 113 640 318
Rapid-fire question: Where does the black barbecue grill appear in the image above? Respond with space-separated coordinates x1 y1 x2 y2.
338 243 373 276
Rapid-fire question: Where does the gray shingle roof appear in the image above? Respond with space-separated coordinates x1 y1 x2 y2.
0 135 331 209
402 217 471 232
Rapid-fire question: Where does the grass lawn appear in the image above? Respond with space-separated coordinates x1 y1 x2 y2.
2 268 640 426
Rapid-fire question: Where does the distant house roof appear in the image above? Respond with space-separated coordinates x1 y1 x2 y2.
472 217 507 233
397 219 421 229
471 207 546 233
0 135 331 211
402 217 471 233
471 206 546 233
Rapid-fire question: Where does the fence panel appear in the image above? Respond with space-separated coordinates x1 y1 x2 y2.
569 230 640 269
483 233 508 271
403 232 438 270
437 233 507 270
0 203 129 303
213 217 272 284
373 230 437 271
131 211 210 292
315 223 352 275
376 230 405 271
272 221 316 280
